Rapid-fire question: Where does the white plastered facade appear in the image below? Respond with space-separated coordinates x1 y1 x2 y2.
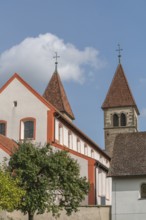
0 78 49 144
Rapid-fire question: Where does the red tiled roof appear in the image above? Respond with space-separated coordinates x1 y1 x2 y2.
108 132 146 177
102 64 139 115
0 135 18 155
43 71 75 120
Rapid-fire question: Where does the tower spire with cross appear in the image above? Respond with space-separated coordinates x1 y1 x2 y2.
116 44 123 64
53 52 60 72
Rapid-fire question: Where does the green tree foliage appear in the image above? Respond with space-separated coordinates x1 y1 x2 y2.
9 143 89 220
0 163 25 211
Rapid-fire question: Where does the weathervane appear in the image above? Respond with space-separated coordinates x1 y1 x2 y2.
116 44 123 63
53 52 60 72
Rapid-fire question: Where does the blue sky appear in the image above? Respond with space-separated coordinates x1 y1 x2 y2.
0 0 146 148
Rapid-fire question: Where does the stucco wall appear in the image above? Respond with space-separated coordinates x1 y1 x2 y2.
0 78 49 144
104 107 138 156
112 177 146 220
0 206 111 220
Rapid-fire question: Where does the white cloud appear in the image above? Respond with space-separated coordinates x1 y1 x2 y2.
0 33 105 89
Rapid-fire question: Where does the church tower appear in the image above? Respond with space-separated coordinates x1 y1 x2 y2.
102 64 139 157
43 53 75 121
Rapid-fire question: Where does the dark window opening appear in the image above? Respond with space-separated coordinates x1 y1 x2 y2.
113 114 119 127
141 183 146 199
24 121 34 139
0 123 6 136
121 113 126 126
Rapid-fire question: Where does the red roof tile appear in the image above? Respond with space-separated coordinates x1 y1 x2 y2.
43 71 75 120
0 135 18 155
102 64 139 114
108 132 146 177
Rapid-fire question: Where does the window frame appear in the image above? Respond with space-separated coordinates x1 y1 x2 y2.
77 138 81 153
20 117 36 140
58 123 63 144
140 183 146 199
113 113 119 127
120 113 127 126
68 130 72 149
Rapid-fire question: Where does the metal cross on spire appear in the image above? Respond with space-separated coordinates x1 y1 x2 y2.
53 52 60 72
116 44 123 64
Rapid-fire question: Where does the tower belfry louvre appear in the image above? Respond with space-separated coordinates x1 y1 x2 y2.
102 63 139 157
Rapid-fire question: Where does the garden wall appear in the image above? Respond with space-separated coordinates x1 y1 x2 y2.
0 206 111 220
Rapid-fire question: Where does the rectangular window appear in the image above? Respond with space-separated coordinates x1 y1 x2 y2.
58 123 63 144
68 131 72 148
20 118 36 140
84 144 88 155
77 138 81 152
0 122 6 136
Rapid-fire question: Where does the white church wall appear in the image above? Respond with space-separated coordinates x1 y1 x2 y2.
96 168 111 206
55 118 110 169
112 177 146 220
0 78 49 144
70 153 88 205
54 118 111 206
0 149 10 163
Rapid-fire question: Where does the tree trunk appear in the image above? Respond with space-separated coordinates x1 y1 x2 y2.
28 212 34 220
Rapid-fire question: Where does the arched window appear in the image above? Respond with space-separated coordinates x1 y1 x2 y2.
121 113 126 126
77 138 81 152
113 114 119 127
141 183 146 199
20 118 36 140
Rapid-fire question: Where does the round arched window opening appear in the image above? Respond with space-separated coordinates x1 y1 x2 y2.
121 113 126 126
113 114 119 127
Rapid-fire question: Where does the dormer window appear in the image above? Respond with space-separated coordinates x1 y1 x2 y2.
113 114 119 127
120 113 126 126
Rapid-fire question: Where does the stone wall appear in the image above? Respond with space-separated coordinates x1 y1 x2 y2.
103 107 138 156
0 206 111 220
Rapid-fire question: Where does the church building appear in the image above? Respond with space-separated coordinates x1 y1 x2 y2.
102 63 139 157
104 61 146 219
0 62 111 206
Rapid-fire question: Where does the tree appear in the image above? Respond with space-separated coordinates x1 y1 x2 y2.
9 142 89 220
0 163 25 211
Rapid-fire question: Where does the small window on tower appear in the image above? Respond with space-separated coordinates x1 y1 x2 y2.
120 113 126 126
113 114 119 127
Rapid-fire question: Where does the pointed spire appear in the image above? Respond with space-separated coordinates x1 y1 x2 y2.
53 52 60 72
116 44 123 64
43 71 75 120
102 64 139 115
